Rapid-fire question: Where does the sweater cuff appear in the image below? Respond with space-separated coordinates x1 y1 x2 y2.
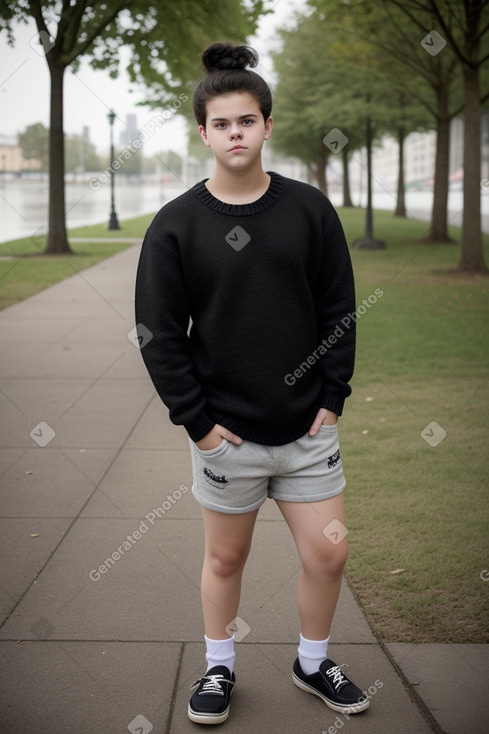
184 412 217 443
321 392 346 417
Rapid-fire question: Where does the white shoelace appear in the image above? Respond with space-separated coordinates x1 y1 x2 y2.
191 673 234 696
325 665 349 690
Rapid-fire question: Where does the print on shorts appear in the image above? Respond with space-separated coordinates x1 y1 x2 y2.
203 466 229 489
327 448 341 468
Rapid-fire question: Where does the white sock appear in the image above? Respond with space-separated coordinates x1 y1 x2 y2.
205 634 235 674
298 632 330 675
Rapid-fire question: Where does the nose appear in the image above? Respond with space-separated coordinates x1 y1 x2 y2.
229 123 242 139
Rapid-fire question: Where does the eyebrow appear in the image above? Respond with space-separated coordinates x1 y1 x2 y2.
210 114 259 121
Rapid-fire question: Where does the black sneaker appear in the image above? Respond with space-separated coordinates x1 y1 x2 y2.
188 665 236 725
292 657 369 714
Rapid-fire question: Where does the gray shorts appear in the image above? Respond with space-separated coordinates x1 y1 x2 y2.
189 424 345 514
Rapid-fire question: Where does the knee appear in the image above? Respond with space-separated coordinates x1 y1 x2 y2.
304 539 349 579
207 546 249 578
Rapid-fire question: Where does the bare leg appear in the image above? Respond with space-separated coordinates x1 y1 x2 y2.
200 506 259 639
275 493 348 639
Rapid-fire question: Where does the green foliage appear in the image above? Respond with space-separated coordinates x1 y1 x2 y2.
270 4 433 182
307 0 467 140
0 0 270 254
65 133 102 173
17 122 49 170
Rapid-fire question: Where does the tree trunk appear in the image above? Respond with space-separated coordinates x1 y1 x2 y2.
394 126 406 217
353 115 386 249
45 60 71 254
457 63 487 273
342 146 353 207
314 146 328 196
428 85 453 243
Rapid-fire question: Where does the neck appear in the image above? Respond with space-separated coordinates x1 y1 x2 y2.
206 160 270 204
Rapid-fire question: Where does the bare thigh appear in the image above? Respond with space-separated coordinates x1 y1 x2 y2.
201 506 259 568
275 493 348 568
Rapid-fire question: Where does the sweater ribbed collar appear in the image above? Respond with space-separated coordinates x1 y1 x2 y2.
192 171 283 216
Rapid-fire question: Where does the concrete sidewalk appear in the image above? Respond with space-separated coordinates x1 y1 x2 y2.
0 244 487 734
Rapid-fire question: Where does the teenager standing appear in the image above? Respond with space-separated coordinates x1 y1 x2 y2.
135 42 369 725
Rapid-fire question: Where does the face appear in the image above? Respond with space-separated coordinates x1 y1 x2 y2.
198 92 273 172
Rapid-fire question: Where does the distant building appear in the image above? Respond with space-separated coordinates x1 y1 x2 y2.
119 114 140 147
0 134 41 172
348 114 489 193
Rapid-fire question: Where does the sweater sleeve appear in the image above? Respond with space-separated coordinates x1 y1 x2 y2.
315 203 356 416
134 230 215 442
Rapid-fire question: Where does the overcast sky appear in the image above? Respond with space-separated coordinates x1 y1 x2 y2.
1 0 300 156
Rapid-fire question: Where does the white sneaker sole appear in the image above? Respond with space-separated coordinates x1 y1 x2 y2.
188 686 234 725
187 704 231 724
292 672 370 714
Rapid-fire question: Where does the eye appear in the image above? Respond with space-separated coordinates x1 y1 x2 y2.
215 122 227 129
242 119 254 126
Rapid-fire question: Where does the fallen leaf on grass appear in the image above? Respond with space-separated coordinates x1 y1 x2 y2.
365 397 374 402
389 568 406 575
362 430 369 435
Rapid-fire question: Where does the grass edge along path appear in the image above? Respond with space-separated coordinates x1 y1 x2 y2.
1 208 488 644
0 214 154 310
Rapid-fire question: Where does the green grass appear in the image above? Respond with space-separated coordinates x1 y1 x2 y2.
1 204 488 642
337 207 489 643
0 213 154 310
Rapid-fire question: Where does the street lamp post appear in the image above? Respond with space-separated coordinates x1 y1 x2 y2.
107 109 120 230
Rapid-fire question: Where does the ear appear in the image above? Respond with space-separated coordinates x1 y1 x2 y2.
198 124 211 147
263 115 273 141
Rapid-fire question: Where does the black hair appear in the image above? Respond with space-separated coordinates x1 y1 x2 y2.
193 42 272 127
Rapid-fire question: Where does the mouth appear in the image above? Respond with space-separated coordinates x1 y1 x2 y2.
228 145 246 152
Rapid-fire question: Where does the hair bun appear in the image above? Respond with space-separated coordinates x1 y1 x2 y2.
201 42 258 73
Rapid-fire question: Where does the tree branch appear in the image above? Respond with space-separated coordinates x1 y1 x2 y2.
63 0 136 65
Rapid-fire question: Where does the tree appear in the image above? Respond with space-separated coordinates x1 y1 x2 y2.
0 0 269 254
18 122 49 171
270 12 366 195
64 133 102 174
389 0 489 272
312 0 489 271
311 0 463 243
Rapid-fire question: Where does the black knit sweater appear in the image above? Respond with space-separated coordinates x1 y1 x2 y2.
135 172 356 445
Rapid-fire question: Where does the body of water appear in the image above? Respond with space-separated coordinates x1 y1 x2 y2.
0 177 488 243
0 178 188 243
